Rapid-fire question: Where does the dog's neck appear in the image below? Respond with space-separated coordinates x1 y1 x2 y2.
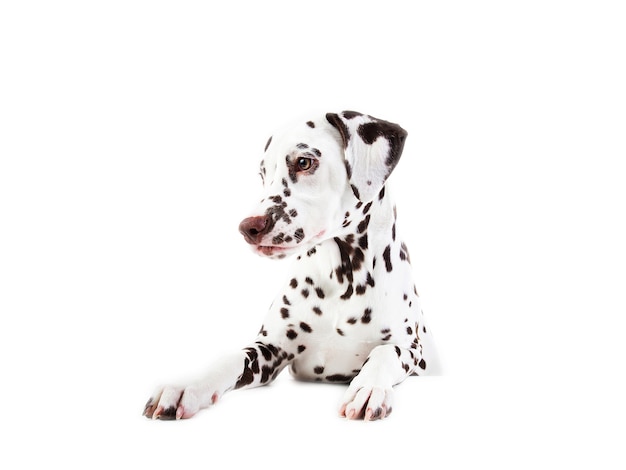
297 184 399 298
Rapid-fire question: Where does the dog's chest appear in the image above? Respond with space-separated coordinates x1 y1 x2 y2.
260 241 421 381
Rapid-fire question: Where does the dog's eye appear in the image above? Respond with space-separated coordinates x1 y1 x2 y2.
297 157 313 171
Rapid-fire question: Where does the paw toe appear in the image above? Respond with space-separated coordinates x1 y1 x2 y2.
157 406 178 420
340 386 393 421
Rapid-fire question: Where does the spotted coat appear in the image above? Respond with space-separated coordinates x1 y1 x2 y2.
144 111 439 422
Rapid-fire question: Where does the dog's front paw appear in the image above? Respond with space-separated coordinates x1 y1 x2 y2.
339 385 394 421
143 385 213 420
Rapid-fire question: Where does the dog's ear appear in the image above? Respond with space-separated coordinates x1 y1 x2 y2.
326 111 407 202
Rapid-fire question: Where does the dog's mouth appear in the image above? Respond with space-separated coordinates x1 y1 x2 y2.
256 245 289 257
254 230 326 259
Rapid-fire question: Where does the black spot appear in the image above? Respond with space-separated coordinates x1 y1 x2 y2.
400 243 411 263
306 121 315 128
283 295 291 305
257 343 273 361
334 237 355 285
326 113 351 149
336 328 345 336
347 317 357 324
370 407 384 420
314 366 324 374
325 374 352 383
280 308 290 319
301 288 309 298
290 278 298 288
395 346 402 357
352 248 364 271
300 322 313 333
305 277 314 285
287 155 297 183
294 228 305 243
407 326 413 335
315 287 325 299
235 352 256 389
342 111 363 119
350 184 360 200
357 118 407 168
297 345 306 353
378 186 385 200
286 329 298 340
261 365 273 383
383 245 393 272
361 308 372 324
340 284 353 300
265 197 291 229
313 306 323 315
289 209 298 218
312 148 322 157
344 160 353 179
419 359 427 370
158 406 177 420
265 136 272 152
357 215 371 234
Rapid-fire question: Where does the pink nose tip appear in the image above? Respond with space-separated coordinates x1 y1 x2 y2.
239 215 271 244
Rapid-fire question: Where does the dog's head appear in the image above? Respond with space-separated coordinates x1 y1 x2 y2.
239 111 407 259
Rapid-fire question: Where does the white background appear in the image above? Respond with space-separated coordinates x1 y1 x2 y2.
1 1 625 468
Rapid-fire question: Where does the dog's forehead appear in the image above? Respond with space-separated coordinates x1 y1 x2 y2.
264 117 342 159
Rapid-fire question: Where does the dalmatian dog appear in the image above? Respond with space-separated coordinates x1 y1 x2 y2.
143 111 439 421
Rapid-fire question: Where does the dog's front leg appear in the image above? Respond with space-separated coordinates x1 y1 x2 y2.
144 341 289 420
340 344 424 421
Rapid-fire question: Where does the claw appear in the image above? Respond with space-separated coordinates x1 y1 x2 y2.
143 399 157 418
152 405 164 420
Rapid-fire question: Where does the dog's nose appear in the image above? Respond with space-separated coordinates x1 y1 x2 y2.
239 215 271 244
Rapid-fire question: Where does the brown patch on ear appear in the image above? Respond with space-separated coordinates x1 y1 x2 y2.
342 110 363 120
357 120 407 168
326 113 350 149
